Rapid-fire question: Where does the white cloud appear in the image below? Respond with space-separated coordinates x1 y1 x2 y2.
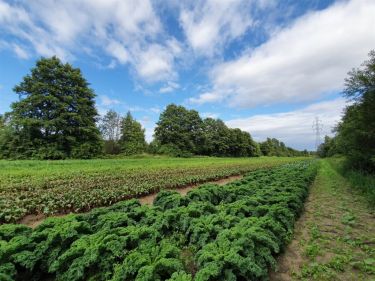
226 98 348 150
0 0 181 82
133 43 179 82
9 43 29 59
179 0 253 56
144 125 155 143
191 0 375 107
99 95 121 106
189 91 223 104
159 81 180 93
201 112 219 119
150 107 161 114
106 41 130 64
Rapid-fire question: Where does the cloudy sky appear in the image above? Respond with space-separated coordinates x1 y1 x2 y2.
0 0 374 150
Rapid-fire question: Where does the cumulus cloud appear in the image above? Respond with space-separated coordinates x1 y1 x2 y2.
0 0 180 82
99 95 121 106
226 98 348 150
191 0 375 107
134 42 181 82
159 81 180 93
179 0 254 56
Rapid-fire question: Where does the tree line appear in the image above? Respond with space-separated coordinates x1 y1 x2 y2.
260 138 309 157
0 56 307 159
318 50 375 172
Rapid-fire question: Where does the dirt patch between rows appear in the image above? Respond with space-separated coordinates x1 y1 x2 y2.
19 174 243 228
139 174 242 205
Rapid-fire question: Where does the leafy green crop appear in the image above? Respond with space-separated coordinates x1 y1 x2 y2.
0 157 307 223
0 161 317 280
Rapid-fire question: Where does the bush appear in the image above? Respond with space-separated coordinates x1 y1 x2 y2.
156 144 193 158
71 142 103 159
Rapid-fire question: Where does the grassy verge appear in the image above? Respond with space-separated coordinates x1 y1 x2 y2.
328 157 375 208
270 159 375 281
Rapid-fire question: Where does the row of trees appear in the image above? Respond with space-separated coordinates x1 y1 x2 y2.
151 104 261 157
260 138 309 157
0 56 306 159
318 50 375 172
100 105 307 158
99 110 146 155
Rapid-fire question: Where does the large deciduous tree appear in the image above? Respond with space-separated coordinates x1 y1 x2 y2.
335 50 375 171
99 110 122 141
259 137 302 157
154 104 260 157
99 110 122 154
154 104 204 154
3 56 102 159
201 118 230 156
119 111 146 155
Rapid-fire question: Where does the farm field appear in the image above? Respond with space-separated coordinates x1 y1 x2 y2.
0 161 317 281
0 156 307 223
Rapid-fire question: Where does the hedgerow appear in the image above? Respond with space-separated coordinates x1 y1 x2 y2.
0 161 317 280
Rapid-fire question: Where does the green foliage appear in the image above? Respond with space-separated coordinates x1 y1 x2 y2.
111 239 184 281
260 137 308 157
0 57 102 159
335 50 375 172
119 111 147 155
0 156 304 223
99 110 122 154
317 136 338 158
154 105 260 157
0 161 317 280
155 104 204 155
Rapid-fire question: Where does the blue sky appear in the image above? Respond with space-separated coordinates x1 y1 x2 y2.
0 0 374 150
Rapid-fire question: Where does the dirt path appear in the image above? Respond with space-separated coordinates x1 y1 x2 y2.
139 174 242 205
270 160 375 281
20 174 243 228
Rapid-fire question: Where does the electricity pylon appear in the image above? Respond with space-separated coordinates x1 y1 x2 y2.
312 117 323 151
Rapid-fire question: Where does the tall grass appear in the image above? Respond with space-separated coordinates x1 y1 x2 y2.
328 157 375 208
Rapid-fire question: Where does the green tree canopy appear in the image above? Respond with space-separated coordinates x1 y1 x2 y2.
201 118 230 156
2 56 102 159
99 110 121 141
154 104 260 157
260 137 303 157
99 110 122 154
119 111 146 155
335 50 375 171
317 135 338 158
0 114 4 130
154 104 204 154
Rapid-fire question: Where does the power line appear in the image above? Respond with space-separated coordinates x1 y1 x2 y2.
312 117 323 151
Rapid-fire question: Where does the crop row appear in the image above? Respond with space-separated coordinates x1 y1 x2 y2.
0 161 317 280
0 157 305 223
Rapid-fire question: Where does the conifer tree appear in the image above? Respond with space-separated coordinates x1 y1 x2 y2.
119 111 146 155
